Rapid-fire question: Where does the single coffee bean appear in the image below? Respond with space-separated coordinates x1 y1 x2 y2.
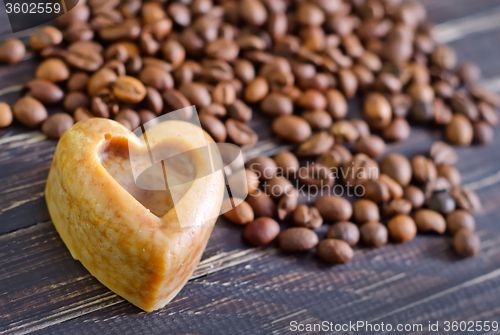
378 174 404 200
363 179 391 204
234 59 255 83
354 135 386 158
274 151 299 177
162 89 192 113
338 68 358 98
30 26 63 50
342 153 379 186
278 228 319 252
112 76 147 103
0 103 13 128
450 91 479 121
456 61 481 85
473 121 494 145
298 89 327 110
316 144 351 170
243 217 280 246
360 221 388 247
64 92 90 113
227 99 252 123
41 113 74 139
353 199 380 224
228 169 259 197
36 58 70 83
68 72 90 92
327 221 360 247
178 82 211 108
413 209 446 234
293 205 323 230
200 104 226 118
383 118 411 142
139 66 174 92
24 79 64 105
212 82 237 106
239 0 268 26
0 39 25 64
452 187 482 213
74 107 93 122
138 110 158 126
437 165 461 187
145 87 163 115
363 93 392 130
409 101 433 123
433 81 454 99
226 119 258 146
407 83 435 104
390 94 412 118
330 120 359 144
244 77 269 103
424 177 452 199
265 176 293 200
470 86 500 108
114 109 140 131
88 68 118 97
302 110 333 130
429 141 458 166
404 185 425 209
412 155 437 184
325 89 347 120
223 199 255 225
453 229 480 258
199 114 227 143
427 192 456 215
246 192 276 218
388 215 417 243
315 196 352 222
445 114 473 146
260 92 293 116
13 97 48 128
383 198 412 217
272 115 312 143
447 210 476 236
317 239 354 264
350 118 371 138
277 187 299 220
431 45 456 70
65 41 104 72
297 132 334 157
247 156 278 181
298 163 335 189
296 2 325 26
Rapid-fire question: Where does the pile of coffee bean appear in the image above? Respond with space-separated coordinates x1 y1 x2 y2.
0 0 493 262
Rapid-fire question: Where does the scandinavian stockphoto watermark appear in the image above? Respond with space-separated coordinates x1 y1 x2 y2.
128 106 249 227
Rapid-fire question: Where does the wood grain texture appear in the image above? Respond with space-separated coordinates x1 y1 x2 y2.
1 1 500 334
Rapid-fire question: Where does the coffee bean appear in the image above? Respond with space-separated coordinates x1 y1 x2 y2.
354 135 385 158
36 58 70 83
161 40 185 69
30 26 63 50
342 153 379 186
274 151 299 177
0 39 25 64
315 196 352 222
112 76 147 104
223 199 255 225
327 221 359 247
0 103 13 128
42 113 74 139
68 73 90 92
277 187 299 220
363 179 391 204
225 100 251 123
338 68 358 99
200 104 227 118
446 210 476 236
144 87 163 115
234 59 255 83
278 228 318 252
450 91 479 121
88 68 118 97
316 144 351 170
429 141 458 166
470 86 500 108
302 110 332 130
427 192 456 215
378 174 404 200
388 215 417 243
473 121 494 145
298 89 327 110
374 72 401 94
363 93 392 130
139 66 174 92
350 118 371 138
412 155 437 184
297 132 334 157
452 187 482 213
317 239 353 264
437 165 461 187
199 114 227 143
228 169 259 197
413 209 446 234
260 92 293 116
13 97 48 128
445 114 473 146
353 199 380 224
383 118 411 142
240 0 268 26
243 217 280 246
297 2 325 26
66 41 104 72
272 115 312 143
404 185 425 209
453 229 480 258
383 198 412 217
298 163 335 189
265 176 293 200
115 109 140 131
64 92 90 113
360 221 388 247
177 82 211 108
433 81 454 99
293 205 323 230
431 45 456 70
330 120 359 144
162 89 192 115
325 89 347 120
74 107 94 122
247 192 276 218
24 79 64 105
477 101 499 127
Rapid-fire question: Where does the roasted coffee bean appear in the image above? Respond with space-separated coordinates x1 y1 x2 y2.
445 114 473 146
278 228 319 252
161 40 185 69
260 92 293 116
234 59 255 84
352 64 375 90
302 110 332 130
473 121 494 145
390 94 412 118
360 221 388 247
383 118 411 142
407 83 434 104
68 73 90 92
298 163 335 188
342 153 379 186
244 77 268 103
0 103 14 128
453 229 480 258
139 66 174 92
199 114 226 143
175 82 210 108
277 187 299 220
247 156 278 181
429 141 457 166
433 101 454 125
374 73 401 94
66 42 104 71
74 107 94 122
199 104 226 118
447 210 476 236
112 76 147 104
363 93 392 130
297 2 325 26
363 179 391 204
115 109 140 130
383 198 412 217
240 0 268 26
223 199 255 225
427 192 456 215
316 144 351 170
0 39 25 64
163 89 192 114
293 205 323 230
325 89 347 120
226 100 251 123
274 151 299 177
315 196 352 222
338 68 358 98
228 169 260 197
205 38 240 62
99 19 141 41
433 81 454 99
412 155 437 184
317 239 354 264
297 132 334 157
404 185 425 209
330 120 359 144
24 79 64 105
265 176 293 199
353 199 380 224
298 89 327 111
431 45 456 70
450 91 479 121
424 177 452 198
470 86 500 108
243 217 280 246
13 97 48 128
88 68 118 97
477 101 499 126
247 192 276 218
42 113 74 139
452 187 482 213
327 221 359 247
64 92 90 113
437 165 461 187
272 115 312 143
350 119 371 138
413 209 446 234
354 135 385 158
145 87 163 115
30 26 63 50
378 174 404 200
388 215 417 243
35 58 70 83
212 82 237 107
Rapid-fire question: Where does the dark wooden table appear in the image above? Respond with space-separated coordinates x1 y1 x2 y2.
2 1 500 334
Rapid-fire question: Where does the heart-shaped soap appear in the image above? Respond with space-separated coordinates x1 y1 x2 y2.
45 118 225 311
